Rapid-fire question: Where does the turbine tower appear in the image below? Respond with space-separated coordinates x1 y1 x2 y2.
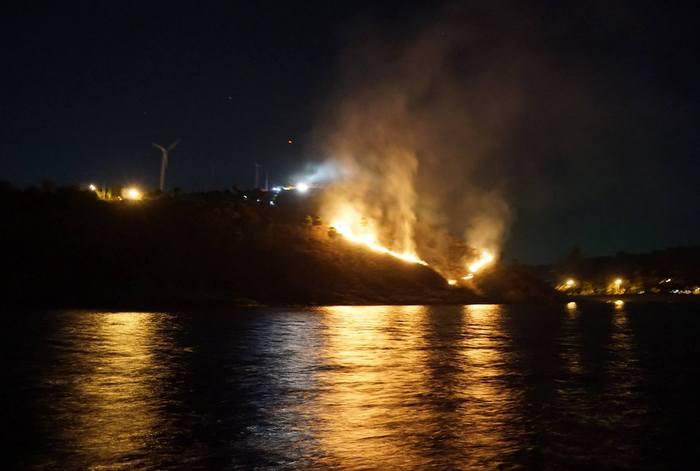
152 139 180 192
254 162 261 189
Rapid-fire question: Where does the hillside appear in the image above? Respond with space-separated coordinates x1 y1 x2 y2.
1 186 556 308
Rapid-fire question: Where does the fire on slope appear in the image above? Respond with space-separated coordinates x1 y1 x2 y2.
310 158 498 284
467 250 494 275
328 208 494 284
331 219 428 266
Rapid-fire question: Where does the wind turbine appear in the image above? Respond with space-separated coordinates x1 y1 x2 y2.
152 139 180 192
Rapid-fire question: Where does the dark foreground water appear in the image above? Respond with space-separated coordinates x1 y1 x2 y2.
5 303 700 469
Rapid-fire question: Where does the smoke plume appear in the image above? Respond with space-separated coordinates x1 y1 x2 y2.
314 4 565 274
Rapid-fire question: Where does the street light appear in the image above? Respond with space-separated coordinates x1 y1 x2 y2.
123 187 143 201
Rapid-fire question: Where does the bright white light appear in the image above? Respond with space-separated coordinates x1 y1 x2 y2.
88 184 97 191
124 187 142 201
271 186 282 193
291 161 341 187
296 182 309 193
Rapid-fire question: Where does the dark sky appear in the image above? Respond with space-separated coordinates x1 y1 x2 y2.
1 1 698 262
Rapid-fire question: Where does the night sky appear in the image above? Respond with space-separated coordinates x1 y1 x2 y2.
2 1 698 263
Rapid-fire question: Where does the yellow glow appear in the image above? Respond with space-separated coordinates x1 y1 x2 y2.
462 273 474 280
447 279 457 286
54 312 168 462
460 304 515 459
467 250 495 274
614 278 623 286
566 301 577 310
314 306 428 466
124 187 143 201
565 279 576 287
614 299 624 307
330 218 428 266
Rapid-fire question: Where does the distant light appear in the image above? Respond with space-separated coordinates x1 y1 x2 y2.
296 182 309 193
565 278 576 287
88 184 97 191
614 278 623 286
288 139 293 144
462 274 474 280
256 198 260 203
269 201 275 206
566 301 577 310
614 299 624 307
447 279 457 286
271 186 282 193
124 187 142 201
243 195 248 199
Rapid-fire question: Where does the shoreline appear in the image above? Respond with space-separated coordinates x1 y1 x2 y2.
571 294 700 303
16 295 700 313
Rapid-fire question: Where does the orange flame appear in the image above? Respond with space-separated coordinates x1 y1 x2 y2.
467 250 494 274
331 219 428 266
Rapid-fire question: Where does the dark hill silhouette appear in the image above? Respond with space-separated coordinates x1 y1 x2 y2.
0 185 555 308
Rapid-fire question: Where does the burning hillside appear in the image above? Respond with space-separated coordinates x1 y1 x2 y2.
275 179 499 289
325 203 498 286
1 184 560 308
295 13 532 291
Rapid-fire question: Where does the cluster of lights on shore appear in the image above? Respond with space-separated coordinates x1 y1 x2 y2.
88 183 142 201
561 277 624 290
562 277 626 309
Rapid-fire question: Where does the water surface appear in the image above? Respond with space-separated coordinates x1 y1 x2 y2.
6 303 700 469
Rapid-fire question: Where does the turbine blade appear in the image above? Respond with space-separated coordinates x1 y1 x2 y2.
152 143 167 153
167 139 180 151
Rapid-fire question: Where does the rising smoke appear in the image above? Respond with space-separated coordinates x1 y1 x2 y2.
314 4 565 274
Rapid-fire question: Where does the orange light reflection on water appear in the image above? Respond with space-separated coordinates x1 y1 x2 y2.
314 305 429 468
50 312 170 467
312 304 520 469
457 305 519 464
